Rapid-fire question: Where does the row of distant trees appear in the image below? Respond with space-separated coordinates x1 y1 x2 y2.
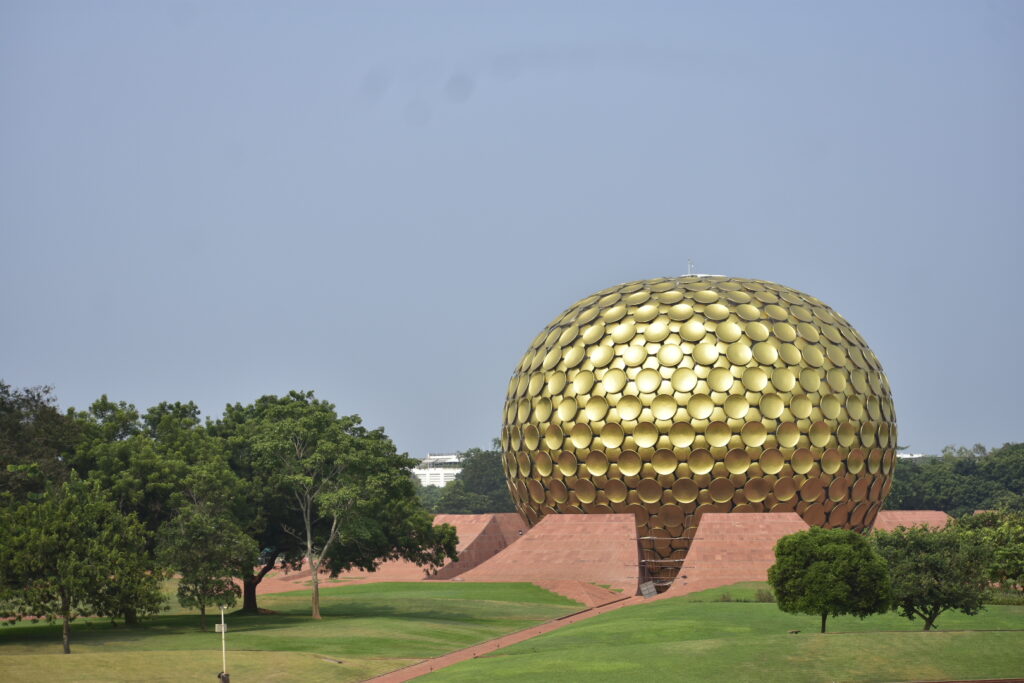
770 510 1024 632
887 443 1024 516
413 444 516 515
0 382 457 653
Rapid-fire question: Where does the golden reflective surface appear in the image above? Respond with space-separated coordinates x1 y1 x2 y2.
501 275 897 585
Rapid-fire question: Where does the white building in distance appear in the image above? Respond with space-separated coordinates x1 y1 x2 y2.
412 453 462 488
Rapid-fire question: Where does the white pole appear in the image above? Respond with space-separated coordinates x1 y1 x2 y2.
220 605 227 676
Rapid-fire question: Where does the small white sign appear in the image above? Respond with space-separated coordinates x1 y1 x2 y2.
639 581 658 598
215 624 227 633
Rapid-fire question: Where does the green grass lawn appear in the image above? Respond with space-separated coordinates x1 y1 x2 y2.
424 583 1024 683
0 582 581 682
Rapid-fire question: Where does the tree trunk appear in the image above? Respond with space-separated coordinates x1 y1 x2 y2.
923 615 937 631
123 606 139 626
61 592 71 654
310 557 321 620
240 551 280 614
820 613 827 633
200 604 207 631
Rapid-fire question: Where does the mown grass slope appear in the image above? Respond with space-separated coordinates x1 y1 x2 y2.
0 582 581 682
424 583 1024 683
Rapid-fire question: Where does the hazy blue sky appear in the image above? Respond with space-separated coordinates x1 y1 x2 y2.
2 1 1021 458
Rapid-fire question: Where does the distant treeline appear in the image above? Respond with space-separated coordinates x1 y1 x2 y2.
887 443 1024 517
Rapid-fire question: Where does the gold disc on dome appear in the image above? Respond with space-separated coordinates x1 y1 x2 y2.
745 321 770 341
672 478 699 503
603 368 628 393
569 423 592 449
791 395 813 420
600 422 625 449
637 478 662 504
573 370 595 395
821 448 842 475
792 449 814 474
740 422 768 447
705 303 729 321
622 345 647 367
725 448 751 475
652 449 678 475
534 450 554 477
743 477 771 503
616 395 643 421
759 448 785 475
544 424 564 450
668 303 694 321
635 422 659 448
652 394 678 421
636 368 663 393
686 394 714 420
669 422 695 447
693 343 720 366
774 476 797 501
671 367 699 392
585 395 609 421
724 395 749 420
809 421 831 447
772 368 796 392
706 421 731 448
618 450 642 476
708 368 734 393
726 342 753 365
687 449 714 475
586 450 609 477
605 479 628 503
742 367 769 392
557 397 578 422
680 320 706 342
752 342 778 365
708 477 734 503
716 321 743 343
657 344 684 366
759 393 785 419
736 304 761 321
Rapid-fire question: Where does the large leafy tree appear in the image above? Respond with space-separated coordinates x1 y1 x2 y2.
0 476 163 653
0 381 80 501
209 395 307 613
768 527 891 633
872 525 991 630
243 391 458 618
69 397 232 623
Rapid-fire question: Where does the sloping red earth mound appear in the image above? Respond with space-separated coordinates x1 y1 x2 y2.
456 514 640 605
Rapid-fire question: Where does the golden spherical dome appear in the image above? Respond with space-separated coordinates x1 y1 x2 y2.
500 275 897 585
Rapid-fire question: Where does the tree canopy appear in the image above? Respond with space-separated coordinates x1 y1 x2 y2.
873 525 991 630
0 476 163 653
768 527 891 633
231 391 458 618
